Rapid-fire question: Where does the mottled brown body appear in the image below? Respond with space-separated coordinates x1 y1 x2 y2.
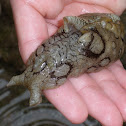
8 13 125 106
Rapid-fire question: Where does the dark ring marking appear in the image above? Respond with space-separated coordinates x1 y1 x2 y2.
99 57 110 67
87 65 98 72
118 48 122 57
49 62 73 84
81 28 105 58
33 62 47 75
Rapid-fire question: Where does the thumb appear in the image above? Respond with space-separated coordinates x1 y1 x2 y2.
10 0 49 63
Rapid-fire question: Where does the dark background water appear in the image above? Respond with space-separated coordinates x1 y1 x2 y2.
0 0 126 126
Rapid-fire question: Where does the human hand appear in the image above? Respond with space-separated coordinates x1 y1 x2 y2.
10 0 126 125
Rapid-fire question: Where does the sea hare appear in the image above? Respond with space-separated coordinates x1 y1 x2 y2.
8 13 125 106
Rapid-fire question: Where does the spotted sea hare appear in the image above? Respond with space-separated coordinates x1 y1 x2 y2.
8 13 125 106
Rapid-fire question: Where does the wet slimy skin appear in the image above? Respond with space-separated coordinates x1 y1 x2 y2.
8 13 125 106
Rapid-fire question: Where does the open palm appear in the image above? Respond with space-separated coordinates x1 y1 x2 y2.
10 0 126 125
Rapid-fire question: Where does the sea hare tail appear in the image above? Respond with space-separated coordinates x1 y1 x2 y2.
7 74 25 87
29 86 42 106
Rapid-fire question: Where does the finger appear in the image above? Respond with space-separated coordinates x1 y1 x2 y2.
44 80 88 124
49 1 113 23
108 60 126 89
114 60 124 66
70 74 123 126
10 0 49 62
78 0 126 15
90 68 126 121
24 0 65 18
